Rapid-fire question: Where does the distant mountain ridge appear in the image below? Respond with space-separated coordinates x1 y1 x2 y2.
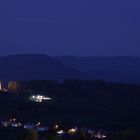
0 54 140 84
56 55 140 84
0 54 85 81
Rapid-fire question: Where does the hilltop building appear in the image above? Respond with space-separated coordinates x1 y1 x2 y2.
0 81 2 91
8 81 19 92
0 81 22 93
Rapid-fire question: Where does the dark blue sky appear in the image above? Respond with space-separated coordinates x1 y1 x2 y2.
0 0 140 56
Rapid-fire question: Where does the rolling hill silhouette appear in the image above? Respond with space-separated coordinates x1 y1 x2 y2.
0 54 84 81
0 54 140 84
56 56 140 84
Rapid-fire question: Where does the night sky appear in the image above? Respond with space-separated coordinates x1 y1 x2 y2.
0 0 140 56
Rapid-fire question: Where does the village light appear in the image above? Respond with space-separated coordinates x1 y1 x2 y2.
54 124 59 129
68 128 78 134
57 130 65 136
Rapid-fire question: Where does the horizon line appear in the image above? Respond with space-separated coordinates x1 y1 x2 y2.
0 53 139 58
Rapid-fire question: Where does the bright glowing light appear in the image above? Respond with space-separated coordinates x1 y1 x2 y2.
36 122 41 127
54 125 59 129
9 118 16 122
29 95 52 102
12 123 22 127
57 130 65 135
68 128 77 134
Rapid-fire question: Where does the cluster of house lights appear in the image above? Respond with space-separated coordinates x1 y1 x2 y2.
1 118 107 139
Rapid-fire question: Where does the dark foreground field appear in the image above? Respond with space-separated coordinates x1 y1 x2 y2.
0 80 140 139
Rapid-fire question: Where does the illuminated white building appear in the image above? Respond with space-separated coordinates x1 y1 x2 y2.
29 95 52 103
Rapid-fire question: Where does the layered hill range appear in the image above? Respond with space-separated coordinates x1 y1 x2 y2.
56 55 140 84
0 54 140 84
